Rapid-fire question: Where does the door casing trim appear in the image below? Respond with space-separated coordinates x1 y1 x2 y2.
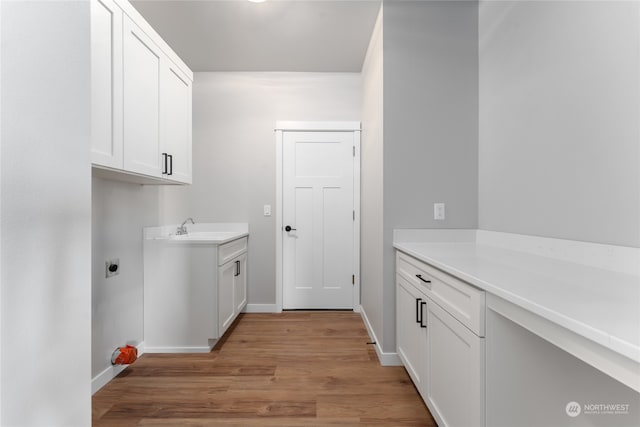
275 121 361 312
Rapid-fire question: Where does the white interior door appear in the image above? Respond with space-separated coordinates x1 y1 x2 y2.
282 131 356 309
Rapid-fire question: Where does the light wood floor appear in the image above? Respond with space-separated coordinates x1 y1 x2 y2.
93 311 436 426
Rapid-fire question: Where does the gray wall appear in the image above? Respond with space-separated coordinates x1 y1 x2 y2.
160 72 361 305
380 0 479 353
479 3 640 423
92 178 158 378
479 0 640 247
487 309 640 427
1 1 92 424
360 6 385 345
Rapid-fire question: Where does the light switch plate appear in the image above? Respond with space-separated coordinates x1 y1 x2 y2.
264 205 271 216
434 203 445 220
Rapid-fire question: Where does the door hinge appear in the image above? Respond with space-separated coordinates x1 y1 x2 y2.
353 210 355 221
353 146 356 157
352 274 355 285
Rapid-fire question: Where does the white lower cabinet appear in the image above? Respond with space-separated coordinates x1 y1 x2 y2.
144 236 248 352
396 250 485 427
218 252 247 337
427 300 485 427
218 258 236 337
234 253 248 313
396 274 428 400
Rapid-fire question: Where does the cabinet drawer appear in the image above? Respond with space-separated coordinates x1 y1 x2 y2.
397 252 433 292
397 251 485 336
218 237 248 265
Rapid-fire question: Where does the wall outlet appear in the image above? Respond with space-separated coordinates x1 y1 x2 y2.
434 203 445 220
264 205 271 216
106 259 120 278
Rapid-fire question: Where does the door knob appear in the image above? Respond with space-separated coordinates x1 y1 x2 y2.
285 225 297 232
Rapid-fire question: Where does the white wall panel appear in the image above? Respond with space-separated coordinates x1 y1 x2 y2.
1 2 92 424
92 178 158 380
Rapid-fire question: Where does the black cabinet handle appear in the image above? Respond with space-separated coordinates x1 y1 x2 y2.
416 274 431 284
168 154 173 176
420 301 427 328
234 260 240 277
162 153 168 174
285 225 297 232
416 298 423 324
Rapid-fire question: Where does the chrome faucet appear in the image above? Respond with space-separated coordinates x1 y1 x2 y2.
176 217 195 235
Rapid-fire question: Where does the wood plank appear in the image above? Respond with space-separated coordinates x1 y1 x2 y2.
93 311 435 426
138 417 363 426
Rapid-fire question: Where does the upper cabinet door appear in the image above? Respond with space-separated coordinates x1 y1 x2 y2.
122 15 162 177
91 0 123 169
161 60 193 184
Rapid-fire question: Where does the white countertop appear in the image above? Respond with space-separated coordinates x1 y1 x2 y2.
394 234 640 365
162 231 249 245
144 223 248 245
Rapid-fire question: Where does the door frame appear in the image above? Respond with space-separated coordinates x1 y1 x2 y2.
275 121 361 312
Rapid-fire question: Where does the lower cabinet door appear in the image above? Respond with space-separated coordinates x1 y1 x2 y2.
427 301 485 427
218 259 236 337
396 274 428 399
234 253 247 313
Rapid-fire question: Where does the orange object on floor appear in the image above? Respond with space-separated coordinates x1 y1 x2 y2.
111 345 138 365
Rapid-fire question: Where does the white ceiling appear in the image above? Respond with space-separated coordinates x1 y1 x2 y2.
130 0 382 72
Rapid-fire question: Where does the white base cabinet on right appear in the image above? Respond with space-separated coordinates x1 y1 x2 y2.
396 274 428 400
427 300 485 427
396 251 485 427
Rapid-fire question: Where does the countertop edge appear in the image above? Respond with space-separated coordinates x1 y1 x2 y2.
147 232 249 245
393 242 640 365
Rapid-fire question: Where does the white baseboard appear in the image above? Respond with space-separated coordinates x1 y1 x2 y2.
242 304 360 313
359 305 402 366
243 303 280 313
92 364 127 395
92 342 145 395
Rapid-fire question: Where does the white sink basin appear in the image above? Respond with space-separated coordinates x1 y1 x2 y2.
144 223 249 245
170 231 244 242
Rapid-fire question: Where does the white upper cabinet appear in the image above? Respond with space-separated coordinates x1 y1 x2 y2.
90 0 123 169
91 0 193 184
123 15 162 178
161 61 193 184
